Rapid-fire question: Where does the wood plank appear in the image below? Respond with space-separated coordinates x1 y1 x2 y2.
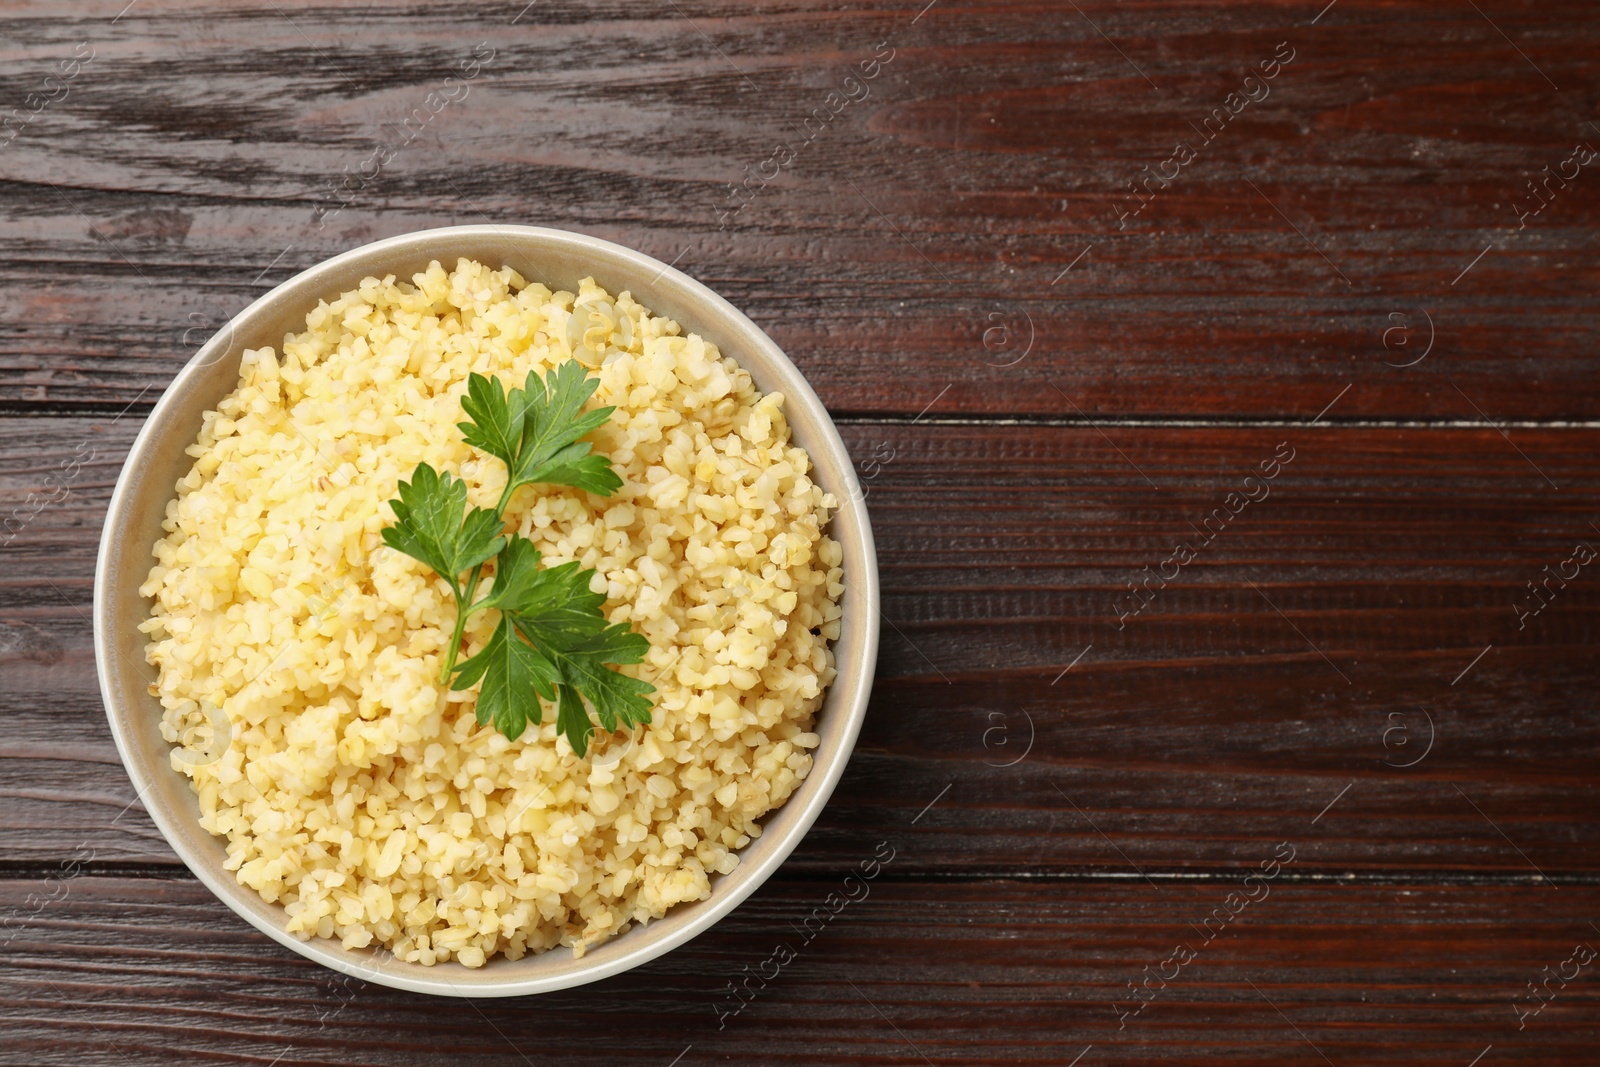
4 417 1597 873
3 2 1600 417
1 874 1596 1064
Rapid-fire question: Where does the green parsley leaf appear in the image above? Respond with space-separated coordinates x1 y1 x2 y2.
457 370 531 469
380 463 505 589
451 614 559 740
518 361 623 497
459 363 623 504
502 559 607 642
556 624 655 732
522 440 623 498
555 685 592 758
381 360 656 752
510 610 654 755
472 536 548 615
548 648 655 757
458 565 656 754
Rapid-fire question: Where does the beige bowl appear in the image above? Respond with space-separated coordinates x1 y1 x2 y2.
94 225 878 997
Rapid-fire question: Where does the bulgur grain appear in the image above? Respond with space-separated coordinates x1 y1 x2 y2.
139 259 842 964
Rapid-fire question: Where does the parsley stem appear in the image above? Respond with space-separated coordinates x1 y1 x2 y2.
439 481 517 685
440 563 486 684
494 481 518 516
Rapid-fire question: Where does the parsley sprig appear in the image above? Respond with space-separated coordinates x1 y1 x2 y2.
380 361 653 756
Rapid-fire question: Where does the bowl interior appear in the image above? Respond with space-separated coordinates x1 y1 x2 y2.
95 225 877 996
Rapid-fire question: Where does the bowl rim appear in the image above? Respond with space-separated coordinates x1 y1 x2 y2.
93 224 878 997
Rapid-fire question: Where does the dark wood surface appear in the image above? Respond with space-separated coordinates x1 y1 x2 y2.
3 1 1598 1064
4 877 1599 1065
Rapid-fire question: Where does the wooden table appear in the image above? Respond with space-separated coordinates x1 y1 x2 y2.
3 1 1598 1063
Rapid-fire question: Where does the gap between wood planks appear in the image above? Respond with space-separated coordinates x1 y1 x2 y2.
0 861 1592 887
10 400 1600 431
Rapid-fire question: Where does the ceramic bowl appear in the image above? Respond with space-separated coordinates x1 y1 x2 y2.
94 225 878 996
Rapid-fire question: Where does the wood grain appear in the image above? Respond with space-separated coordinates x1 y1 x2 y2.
2 1 1599 417
5 418 1597 874
5 1 1600 1061
2 875 1597 1065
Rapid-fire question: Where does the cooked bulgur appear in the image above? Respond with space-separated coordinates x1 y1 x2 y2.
139 258 843 965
